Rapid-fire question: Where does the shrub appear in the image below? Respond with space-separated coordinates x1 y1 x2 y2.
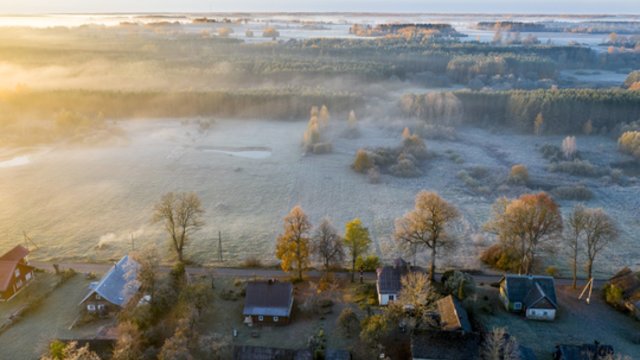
480 244 521 272
540 144 563 162
551 185 593 200
262 27 280 38
243 256 263 268
619 131 640 159
359 315 389 345
603 283 624 307
352 149 374 173
390 153 421 177
548 159 603 177
367 167 381 184
545 266 559 277
355 255 381 272
217 27 233 37
312 142 333 154
508 164 529 185
441 270 476 300
337 308 360 338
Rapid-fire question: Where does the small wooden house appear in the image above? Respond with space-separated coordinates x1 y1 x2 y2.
499 274 558 321
243 280 293 325
0 245 35 301
79 255 140 315
436 295 472 333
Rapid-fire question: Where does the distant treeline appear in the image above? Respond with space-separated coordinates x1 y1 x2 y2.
402 89 640 134
476 21 546 32
0 89 364 120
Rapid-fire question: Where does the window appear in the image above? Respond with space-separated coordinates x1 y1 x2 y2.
25 272 32 281
258 315 264 321
14 269 20 278
542 311 547 316
97 304 106 311
273 316 279 322
16 280 23 289
96 294 102 300
513 302 522 310
388 295 395 301
87 304 96 312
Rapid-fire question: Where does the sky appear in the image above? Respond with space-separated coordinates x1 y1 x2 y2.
0 0 637 14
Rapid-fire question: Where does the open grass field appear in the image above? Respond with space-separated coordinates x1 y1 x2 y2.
1 118 638 278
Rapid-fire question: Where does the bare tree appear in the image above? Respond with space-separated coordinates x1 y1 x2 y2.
133 249 159 301
481 327 520 360
562 136 577 159
395 191 459 281
565 204 587 288
583 208 618 280
311 218 345 270
152 192 205 263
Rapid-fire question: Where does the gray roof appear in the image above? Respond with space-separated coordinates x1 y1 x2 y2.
501 274 557 309
80 255 140 307
437 295 472 333
243 280 294 317
376 258 410 294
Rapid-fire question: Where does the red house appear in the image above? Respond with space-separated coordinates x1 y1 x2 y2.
0 245 35 301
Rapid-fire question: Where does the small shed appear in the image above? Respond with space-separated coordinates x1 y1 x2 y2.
243 280 294 325
436 295 472 333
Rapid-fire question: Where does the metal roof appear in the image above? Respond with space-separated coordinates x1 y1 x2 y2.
80 255 140 307
376 259 410 294
501 274 558 308
243 280 293 317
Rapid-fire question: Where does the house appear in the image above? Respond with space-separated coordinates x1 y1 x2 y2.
243 279 294 325
79 255 140 314
436 295 472 333
499 274 558 320
0 245 35 301
553 341 614 360
376 258 410 305
411 331 481 360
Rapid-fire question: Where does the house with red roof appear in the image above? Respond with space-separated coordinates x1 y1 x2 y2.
0 245 35 301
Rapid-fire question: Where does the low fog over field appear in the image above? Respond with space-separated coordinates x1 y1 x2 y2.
1 117 638 277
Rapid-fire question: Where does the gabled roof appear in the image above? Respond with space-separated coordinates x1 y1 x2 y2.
501 274 557 309
243 280 294 317
376 258 410 294
0 245 32 292
411 330 481 360
437 295 472 332
80 255 140 307
0 245 29 262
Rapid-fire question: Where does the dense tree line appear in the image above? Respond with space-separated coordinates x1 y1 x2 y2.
401 89 640 134
0 89 364 121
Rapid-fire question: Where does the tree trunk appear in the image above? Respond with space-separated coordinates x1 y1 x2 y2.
429 247 436 282
572 251 578 289
587 260 593 281
351 253 356 282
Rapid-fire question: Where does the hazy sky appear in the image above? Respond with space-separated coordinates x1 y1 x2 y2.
0 0 637 14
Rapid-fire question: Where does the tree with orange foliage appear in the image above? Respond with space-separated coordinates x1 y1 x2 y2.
275 206 312 280
485 192 563 274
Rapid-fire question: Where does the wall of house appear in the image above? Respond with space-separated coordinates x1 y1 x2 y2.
378 293 398 306
83 293 117 315
526 308 555 321
249 314 290 325
0 265 34 301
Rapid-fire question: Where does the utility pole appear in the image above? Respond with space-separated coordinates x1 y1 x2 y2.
130 233 135 251
578 277 594 304
218 231 223 262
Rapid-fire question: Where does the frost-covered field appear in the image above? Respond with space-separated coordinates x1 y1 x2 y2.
0 119 638 276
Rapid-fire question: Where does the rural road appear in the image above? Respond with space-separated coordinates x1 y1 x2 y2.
31 261 607 288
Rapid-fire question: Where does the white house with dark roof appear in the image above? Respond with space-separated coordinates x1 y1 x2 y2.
499 274 558 321
79 255 140 314
376 258 410 305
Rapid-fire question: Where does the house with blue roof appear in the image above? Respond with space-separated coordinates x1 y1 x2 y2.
79 255 140 314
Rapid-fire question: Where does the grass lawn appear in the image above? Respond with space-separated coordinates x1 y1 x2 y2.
474 284 640 359
0 274 112 360
0 272 59 330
